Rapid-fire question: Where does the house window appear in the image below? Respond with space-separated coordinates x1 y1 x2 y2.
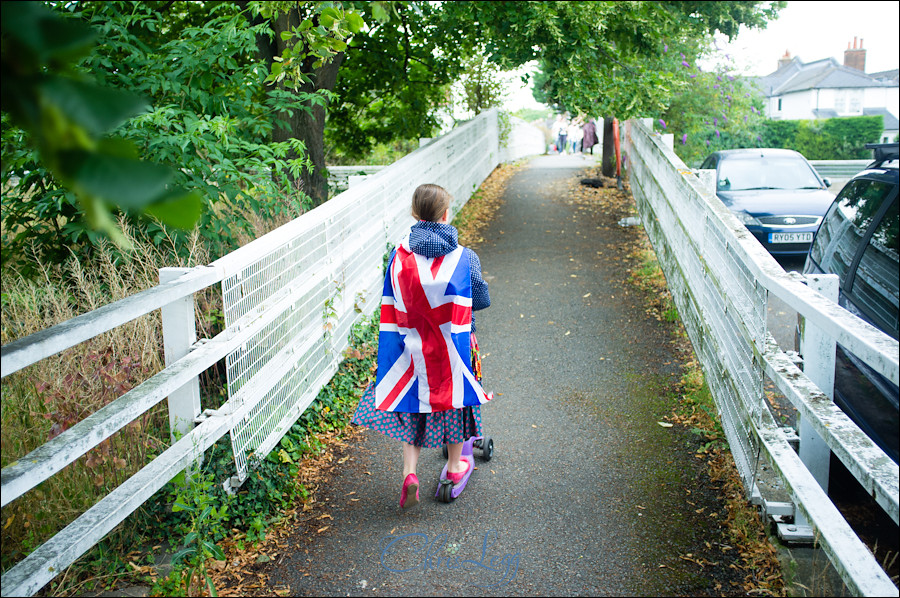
848 90 862 114
777 98 782 111
834 90 846 113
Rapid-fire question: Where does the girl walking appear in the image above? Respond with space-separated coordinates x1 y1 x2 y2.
352 183 492 508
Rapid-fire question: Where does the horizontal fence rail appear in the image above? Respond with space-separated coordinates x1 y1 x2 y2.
810 159 872 179
1 109 506 597
327 165 387 193
624 119 898 597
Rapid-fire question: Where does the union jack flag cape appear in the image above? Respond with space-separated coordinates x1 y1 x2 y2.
375 238 491 413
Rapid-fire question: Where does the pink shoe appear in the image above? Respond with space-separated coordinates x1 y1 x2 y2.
400 474 419 508
446 459 470 484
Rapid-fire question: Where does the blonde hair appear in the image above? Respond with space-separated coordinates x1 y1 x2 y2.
411 184 452 222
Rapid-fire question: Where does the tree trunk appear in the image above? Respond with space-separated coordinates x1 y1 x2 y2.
602 117 616 178
271 51 344 209
243 4 343 209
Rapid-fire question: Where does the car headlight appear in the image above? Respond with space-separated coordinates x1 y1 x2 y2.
732 210 762 226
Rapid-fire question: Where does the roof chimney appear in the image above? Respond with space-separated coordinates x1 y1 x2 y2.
844 37 866 71
778 49 792 69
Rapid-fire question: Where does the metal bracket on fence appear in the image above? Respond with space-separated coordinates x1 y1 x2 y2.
780 426 800 452
193 405 233 424
222 475 244 496
776 521 816 545
764 500 795 518
784 350 803 368
759 497 816 545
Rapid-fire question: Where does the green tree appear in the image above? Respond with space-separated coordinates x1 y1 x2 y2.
322 1 476 163
462 1 783 118
451 1 783 173
1 2 203 261
459 52 508 117
3 0 784 269
662 63 767 167
2 1 357 269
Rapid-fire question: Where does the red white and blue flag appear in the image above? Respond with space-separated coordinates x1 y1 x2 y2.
375 239 491 413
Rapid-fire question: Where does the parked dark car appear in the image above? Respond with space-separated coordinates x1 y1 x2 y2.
802 143 899 463
700 148 836 256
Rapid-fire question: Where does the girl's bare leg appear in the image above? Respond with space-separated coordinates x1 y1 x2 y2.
402 442 421 478
446 442 467 473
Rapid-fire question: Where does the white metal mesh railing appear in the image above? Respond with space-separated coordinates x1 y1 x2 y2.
0 109 504 597
625 118 898 597
218 110 501 486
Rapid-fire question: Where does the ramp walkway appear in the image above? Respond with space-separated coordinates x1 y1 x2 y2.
263 153 745 595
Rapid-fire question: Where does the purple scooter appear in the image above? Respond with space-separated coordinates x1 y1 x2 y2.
436 435 494 503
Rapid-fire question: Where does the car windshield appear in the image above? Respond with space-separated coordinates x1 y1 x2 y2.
717 156 822 191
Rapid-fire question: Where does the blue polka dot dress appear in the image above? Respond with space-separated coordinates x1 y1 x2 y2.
351 221 489 448
351 380 483 448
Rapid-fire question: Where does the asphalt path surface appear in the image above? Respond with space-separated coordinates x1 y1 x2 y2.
268 154 745 596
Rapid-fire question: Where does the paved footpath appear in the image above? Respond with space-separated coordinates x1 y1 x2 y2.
267 154 744 596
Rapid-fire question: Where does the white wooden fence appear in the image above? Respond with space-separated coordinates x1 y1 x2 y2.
5 108 892 596
0 109 503 597
624 118 899 597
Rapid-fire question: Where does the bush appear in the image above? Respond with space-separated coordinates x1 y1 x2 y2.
760 115 884 159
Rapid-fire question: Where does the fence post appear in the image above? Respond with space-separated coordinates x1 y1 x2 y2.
661 133 674 151
696 169 716 196
797 273 839 513
159 267 201 444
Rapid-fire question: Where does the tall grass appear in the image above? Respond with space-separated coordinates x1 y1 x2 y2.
0 220 220 574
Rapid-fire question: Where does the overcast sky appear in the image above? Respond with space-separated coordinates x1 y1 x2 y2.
506 1 900 111
711 0 900 76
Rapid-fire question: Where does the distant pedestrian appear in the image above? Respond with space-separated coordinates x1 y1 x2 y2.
568 120 583 154
552 114 569 154
582 118 598 155
351 184 492 508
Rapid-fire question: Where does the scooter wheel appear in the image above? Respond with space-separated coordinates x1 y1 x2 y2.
481 437 494 461
442 445 448 459
438 481 453 503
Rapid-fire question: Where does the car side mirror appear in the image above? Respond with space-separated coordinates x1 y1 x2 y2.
823 178 832 188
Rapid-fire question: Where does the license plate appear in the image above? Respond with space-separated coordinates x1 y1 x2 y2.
769 232 813 244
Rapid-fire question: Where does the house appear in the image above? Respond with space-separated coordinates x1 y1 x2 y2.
753 38 899 143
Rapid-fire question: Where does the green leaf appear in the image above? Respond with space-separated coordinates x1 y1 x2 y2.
40 78 150 137
95 138 140 160
346 12 365 33
371 3 389 23
171 547 196 564
0 2 96 65
172 501 196 513
202 541 226 561
59 151 174 210
205 572 219 598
